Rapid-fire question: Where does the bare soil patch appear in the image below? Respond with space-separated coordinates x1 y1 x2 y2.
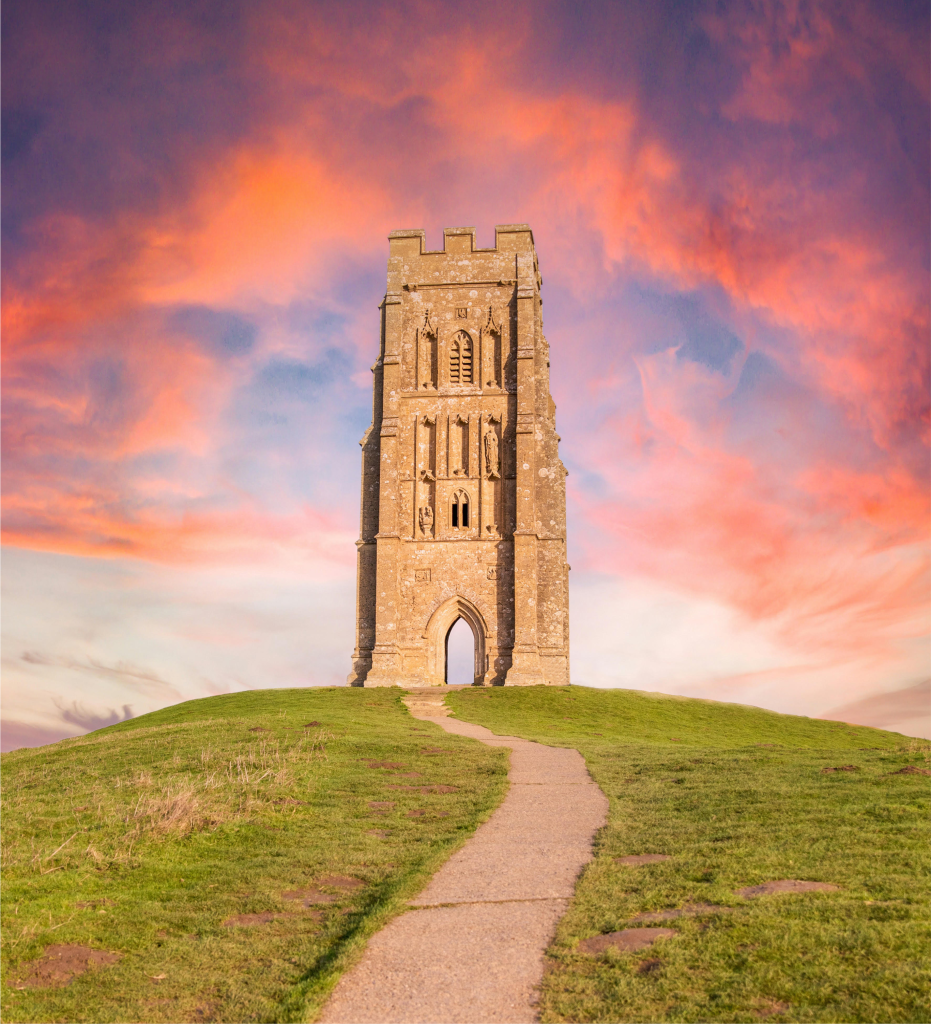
615 854 670 866
303 721 321 727
368 801 395 813
248 727 269 733
13 944 120 989
821 765 859 773
578 927 677 954
637 958 662 974
890 765 931 776
736 879 840 898
407 809 426 818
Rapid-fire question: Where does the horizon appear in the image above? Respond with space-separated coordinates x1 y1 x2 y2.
3 679 922 755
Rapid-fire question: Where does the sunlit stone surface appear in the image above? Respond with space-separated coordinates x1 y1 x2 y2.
349 226 569 687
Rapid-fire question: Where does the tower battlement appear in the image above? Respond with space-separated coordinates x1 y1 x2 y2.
388 224 535 257
349 225 569 688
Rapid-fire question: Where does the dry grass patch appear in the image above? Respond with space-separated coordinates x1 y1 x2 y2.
1 687 508 1024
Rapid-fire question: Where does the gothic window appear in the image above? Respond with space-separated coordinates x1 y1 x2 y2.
450 490 470 529
449 331 473 385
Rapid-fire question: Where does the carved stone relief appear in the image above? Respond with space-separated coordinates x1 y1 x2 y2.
484 429 499 479
419 311 437 390
416 413 437 537
419 414 436 474
453 414 469 476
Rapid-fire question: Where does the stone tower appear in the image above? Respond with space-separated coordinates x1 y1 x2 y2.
348 225 569 688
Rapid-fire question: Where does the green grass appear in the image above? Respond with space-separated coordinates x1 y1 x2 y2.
446 685 931 1024
1 688 508 1023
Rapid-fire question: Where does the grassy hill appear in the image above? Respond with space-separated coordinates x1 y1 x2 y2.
447 686 931 1023
2 684 928 1023
0 688 508 1023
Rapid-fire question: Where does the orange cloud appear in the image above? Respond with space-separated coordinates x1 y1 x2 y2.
136 146 394 309
3 0 926 681
2 485 353 567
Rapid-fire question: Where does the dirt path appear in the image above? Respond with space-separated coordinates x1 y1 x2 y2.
319 690 608 1024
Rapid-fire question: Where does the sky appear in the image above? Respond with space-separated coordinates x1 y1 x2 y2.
3 0 929 750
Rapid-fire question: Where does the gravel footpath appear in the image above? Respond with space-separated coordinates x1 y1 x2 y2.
319 690 608 1024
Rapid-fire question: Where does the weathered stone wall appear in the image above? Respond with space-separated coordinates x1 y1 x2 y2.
348 225 569 687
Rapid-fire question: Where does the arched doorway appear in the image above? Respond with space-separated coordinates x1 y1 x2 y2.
422 595 487 686
445 617 476 686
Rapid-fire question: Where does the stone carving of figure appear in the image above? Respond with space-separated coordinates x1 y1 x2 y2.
484 430 500 478
418 505 434 536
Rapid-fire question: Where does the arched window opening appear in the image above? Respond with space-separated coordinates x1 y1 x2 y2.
451 490 470 530
445 617 476 685
449 332 473 384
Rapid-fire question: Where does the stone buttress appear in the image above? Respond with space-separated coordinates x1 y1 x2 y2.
348 225 569 687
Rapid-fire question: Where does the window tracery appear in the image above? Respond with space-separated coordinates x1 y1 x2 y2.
450 489 470 529
449 331 473 384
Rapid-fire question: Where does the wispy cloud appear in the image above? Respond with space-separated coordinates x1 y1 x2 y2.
53 698 134 732
820 679 931 738
23 651 180 701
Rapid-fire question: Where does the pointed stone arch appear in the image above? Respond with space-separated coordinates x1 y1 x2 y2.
422 594 487 686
